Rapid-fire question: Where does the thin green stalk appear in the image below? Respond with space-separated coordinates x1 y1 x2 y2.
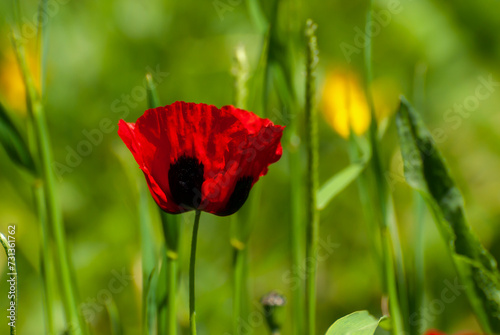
11 35 86 334
232 245 246 335
410 192 426 335
231 44 251 335
190 210 202 335
1 233 17 335
166 255 178 335
364 2 405 333
142 72 161 335
304 19 319 335
146 72 180 335
37 0 49 95
347 136 382 278
289 141 305 335
138 183 157 335
33 182 56 335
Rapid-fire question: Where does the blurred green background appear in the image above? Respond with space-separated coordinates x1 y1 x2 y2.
1 0 500 334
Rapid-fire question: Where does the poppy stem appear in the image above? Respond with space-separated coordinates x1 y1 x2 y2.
189 210 202 335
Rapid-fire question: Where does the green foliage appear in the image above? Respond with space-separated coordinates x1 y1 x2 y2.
396 97 500 333
0 102 35 173
317 137 370 210
325 311 385 335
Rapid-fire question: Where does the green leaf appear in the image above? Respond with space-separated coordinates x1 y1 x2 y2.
396 96 500 333
317 163 366 211
317 137 371 210
325 311 385 335
0 102 35 173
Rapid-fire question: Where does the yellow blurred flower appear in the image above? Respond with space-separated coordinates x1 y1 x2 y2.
322 69 370 138
0 49 40 113
322 68 401 138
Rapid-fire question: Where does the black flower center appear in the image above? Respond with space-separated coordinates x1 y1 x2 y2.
168 156 205 209
218 176 254 216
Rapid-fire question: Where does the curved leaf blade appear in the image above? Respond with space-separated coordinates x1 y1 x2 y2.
317 137 371 210
317 163 366 210
395 96 500 333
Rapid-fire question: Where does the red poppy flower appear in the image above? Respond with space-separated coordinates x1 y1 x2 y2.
118 101 284 216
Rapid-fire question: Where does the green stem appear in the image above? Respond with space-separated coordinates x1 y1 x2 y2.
363 2 406 333
305 19 319 335
12 36 85 334
231 43 251 335
289 140 305 335
167 256 178 335
410 192 426 335
33 182 56 335
347 136 382 280
1 233 17 335
190 210 202 335
34 99 83 334
232 245 245 335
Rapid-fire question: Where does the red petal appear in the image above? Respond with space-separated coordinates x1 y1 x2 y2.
118 101 284 216
118 119 184 213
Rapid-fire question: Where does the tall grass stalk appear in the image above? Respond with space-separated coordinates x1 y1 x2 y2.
146 73 180 335
33 182 56 335
231 45 251 335
138 182 157 335
11 23 86 335
304 19 319 335
363 2 405 333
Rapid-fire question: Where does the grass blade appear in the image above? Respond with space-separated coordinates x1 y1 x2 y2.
11 28 87 335
317 138 370 210
231 44 251 335
146 72 181 334
396 96 500 333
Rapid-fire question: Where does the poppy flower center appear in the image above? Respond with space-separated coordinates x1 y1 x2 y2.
168 155 205 209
